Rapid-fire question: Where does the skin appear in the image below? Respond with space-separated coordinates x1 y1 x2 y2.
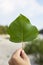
9 48 31 65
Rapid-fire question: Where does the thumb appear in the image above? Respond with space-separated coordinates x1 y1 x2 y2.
21 50 28 60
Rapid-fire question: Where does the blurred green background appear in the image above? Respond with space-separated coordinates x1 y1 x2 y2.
24 37 43 65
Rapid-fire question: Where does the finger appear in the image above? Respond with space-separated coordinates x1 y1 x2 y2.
21 50 28 60
12 48 22 58
12 48 24 63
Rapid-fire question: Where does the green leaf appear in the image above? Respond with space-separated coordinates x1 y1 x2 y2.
8 14 38 43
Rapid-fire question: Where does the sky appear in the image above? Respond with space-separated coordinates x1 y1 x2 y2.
0 0 43 30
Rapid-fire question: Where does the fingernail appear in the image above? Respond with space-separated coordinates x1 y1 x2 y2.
22 50 25 53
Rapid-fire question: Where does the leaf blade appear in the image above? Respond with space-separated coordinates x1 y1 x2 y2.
8 14 38 43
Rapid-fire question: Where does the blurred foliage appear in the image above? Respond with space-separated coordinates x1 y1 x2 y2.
24 39 43 65
0 25 8 34
39 29 43 34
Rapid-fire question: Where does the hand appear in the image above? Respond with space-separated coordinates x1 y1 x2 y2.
9 48 31 65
